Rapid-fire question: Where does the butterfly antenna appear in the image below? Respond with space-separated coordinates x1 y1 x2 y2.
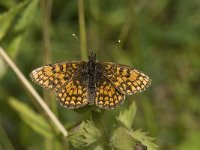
72 33 92 55
114 39 121 50
116 40 121 44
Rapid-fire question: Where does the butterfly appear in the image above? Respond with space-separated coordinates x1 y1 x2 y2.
30 52 151 109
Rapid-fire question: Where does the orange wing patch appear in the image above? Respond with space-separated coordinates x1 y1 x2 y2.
95 76 125 109
30 61 85 92
56 80 88 109
99 62 151 95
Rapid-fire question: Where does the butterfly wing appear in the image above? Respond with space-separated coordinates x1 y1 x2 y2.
98 62 151 95
30 61 86 92
56 71 88 109
95 74 125 109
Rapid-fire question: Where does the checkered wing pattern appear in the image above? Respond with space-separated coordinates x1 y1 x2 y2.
56 73 88 109
95 75 125 109
30 61 86 92
99 62 151 95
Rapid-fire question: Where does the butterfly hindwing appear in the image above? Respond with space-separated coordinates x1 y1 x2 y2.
95 75 125 109
56 74 88 109
98 62 151 95
30 61 86 92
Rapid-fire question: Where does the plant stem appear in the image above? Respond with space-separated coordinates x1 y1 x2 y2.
41 0 52 64
78 0 87 60
0 47 68 137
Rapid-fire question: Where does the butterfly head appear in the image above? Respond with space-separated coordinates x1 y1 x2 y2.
88 52 97 62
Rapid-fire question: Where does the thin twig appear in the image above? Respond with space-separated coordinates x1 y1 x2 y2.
0 47 68 137
78 0 87 60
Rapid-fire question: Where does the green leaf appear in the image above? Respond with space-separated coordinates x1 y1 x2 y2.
81 120 102 146
9 97 54 139
67 120 102 148
14 0 39 32
0 0 29 40
8 0 39 57
110 127 136 150
0 58 7 79
131 129 158 150
7 36 24 58
93 145 104 150
111 127 158 150
66 124 86 148
116 101 137 129
0 0 17 8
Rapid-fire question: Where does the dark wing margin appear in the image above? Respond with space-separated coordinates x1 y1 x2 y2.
97 62 151 95
29 60 86 92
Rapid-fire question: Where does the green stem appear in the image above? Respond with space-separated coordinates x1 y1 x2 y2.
41 0 52 64
78 0 88 60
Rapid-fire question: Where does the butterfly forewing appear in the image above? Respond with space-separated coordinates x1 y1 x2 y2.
95 75 125 109
30 61 86 92
99 62 151 95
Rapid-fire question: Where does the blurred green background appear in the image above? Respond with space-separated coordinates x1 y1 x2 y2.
0 0 200 150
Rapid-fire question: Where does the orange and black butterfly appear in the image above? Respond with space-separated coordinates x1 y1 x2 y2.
30 52 151 109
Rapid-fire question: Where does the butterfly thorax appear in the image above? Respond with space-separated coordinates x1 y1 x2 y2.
87 52 96 75
86 52 98 105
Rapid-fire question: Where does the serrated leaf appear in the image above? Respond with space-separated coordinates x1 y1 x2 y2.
9 97 54 139
131 129 158 150
116 101 137 129
66 124 86 148
110 127 136 150
81 120 102 146
0 0 29 40
67 120 102 148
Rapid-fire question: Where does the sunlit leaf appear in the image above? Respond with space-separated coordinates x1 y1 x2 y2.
131 129 158 150
116 101 137 129
0 58 7 79
93 145 104 150
110 127 136 150
66 124 86 148
81 120 102 145
67 120 102 148
9 97 54 139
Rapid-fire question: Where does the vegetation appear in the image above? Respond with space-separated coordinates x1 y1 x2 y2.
0 0 200 149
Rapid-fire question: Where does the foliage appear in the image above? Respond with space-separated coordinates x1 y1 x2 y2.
0 0 200 149
9 97 54 139
67 101 157 149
